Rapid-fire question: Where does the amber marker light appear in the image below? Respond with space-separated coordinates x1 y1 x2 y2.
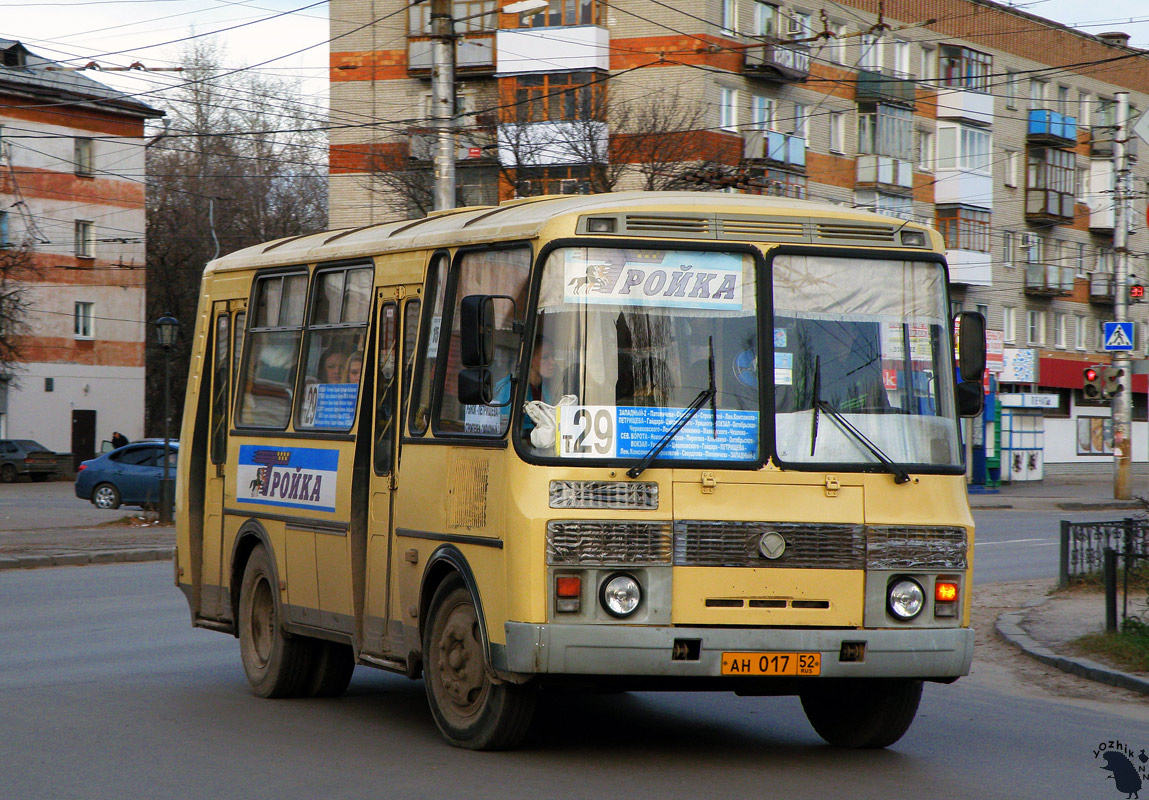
555 575 581 613
935 582 959 603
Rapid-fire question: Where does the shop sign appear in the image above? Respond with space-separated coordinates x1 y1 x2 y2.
1001 348 1037 383
999 393 1059 409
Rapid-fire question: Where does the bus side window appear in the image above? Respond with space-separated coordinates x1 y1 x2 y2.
210 310 230 466
374 302 398 475
410 254 448 436
236 272 307 429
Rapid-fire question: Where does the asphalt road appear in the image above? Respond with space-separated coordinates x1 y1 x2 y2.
2 561 1148 800
971 508 1124 583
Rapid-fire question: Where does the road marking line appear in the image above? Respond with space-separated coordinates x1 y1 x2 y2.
973 538 1047 546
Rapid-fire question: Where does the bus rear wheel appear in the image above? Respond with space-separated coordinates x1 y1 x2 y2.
238 544 314 698
800 679 922 749
423 577 535 750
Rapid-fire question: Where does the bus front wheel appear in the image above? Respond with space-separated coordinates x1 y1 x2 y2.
238 544 314 698
423 576 536 750
799 679 922 748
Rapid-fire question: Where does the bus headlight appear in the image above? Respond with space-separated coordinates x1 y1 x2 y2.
887 578 925 620
600 573 642 618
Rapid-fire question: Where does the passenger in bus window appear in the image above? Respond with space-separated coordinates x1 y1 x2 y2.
318 347 347 384
346 352 363 383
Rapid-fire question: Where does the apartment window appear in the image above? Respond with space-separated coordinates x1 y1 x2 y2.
936 206 991 252
751 95 774 130
1057 85 1070 114
829 111 845 153
858 104 913 160
720 88 739 131
826 22 847 64
1054 313 1066 349
858 32 882 71
856 190 913 221
721 0 738 34
1078 91 1091 126
1003 149 1018 187
936 124 991 172
976 303 989 320
787 10 812 37
74 220 94 258
74 302 94 339
1003 306 1016 343
1098 246 1114 273
515 164 590 197
523 0 600 27
893 40 911 78
44 378 54 393
753 2 777 36
1029 79 1047 108
411 0 497 33
0 210 8 248
1027 310 1043 345
1076 242 1087 276
514 71 598 122
916 129 934 171
1076 166 1089 203
74 138 93 176
1097 97 1115 127
1027 147 1076 214
1002 230 1015 268
792 103 809 140
1075 314 1087 350
1005 72 1018 109
938 45 991 92
920 45 935 82
1022 233 1043 265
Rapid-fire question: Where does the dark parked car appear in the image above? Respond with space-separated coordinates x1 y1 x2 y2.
0 439 59 483
75 441 179 510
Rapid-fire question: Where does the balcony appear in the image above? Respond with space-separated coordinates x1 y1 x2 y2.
1025 187 1075 224
1027 109 1077 147
855 69 916 107
1090 272 1115 304
1090 125 1139 160
856 154 913 191
946 249 993 287
743 129 806 169
1024 263 1074 296
496 26 609 74
408 35 495 73
409 129 495 162
936 89 994 126
744 41 810 82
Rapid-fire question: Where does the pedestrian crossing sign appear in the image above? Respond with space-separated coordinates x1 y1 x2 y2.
1103 321 1134 351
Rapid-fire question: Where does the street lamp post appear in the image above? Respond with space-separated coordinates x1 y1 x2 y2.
155 312 179 524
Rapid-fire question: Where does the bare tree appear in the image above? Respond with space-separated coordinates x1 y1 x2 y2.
0 242 42 384
146 39 328 437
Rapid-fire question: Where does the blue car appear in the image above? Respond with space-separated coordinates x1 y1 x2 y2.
75 441 179 510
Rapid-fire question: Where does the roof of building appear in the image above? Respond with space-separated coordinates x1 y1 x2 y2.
0 38 163 119
205 191 941 275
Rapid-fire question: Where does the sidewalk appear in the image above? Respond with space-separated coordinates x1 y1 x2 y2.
968 467 1149 512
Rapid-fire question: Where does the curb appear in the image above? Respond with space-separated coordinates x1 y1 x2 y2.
0 547 173 571
995 600 1149 697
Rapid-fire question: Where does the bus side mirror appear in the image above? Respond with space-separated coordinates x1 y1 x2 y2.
458 367 493 405
956 311 986 383
461 295 496 368
956 381 983 418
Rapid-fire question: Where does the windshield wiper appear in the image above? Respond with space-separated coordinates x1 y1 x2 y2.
810 355 821 456
813 399 911 484
627 337 717 479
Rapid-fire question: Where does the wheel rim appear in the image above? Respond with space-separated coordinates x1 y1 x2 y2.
94 486 116 508
432 598 489 723
249 575 274 668
1 465 14 482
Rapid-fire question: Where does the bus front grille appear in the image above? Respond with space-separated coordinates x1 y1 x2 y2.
674 521 866 569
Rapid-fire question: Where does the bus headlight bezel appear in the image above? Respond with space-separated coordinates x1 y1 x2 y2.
887 577 925 621
600 572 642 618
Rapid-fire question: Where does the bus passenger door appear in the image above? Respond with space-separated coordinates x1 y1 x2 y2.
203 301 244 618
362 292 417 656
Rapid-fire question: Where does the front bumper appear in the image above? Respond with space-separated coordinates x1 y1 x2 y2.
501 622 973 680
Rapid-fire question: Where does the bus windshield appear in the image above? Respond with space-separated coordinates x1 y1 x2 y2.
772 253 961 469
526 246 760 464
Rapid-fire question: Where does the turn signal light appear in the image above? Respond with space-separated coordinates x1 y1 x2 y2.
555 575 581 613
935 582 958 603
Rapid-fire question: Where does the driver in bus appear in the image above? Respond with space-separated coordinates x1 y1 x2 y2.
494 335 555 434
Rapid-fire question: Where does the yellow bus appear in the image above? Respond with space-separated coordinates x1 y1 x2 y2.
175 191 986 750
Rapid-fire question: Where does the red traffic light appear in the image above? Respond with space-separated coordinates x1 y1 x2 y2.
1132 284 1145 300
1084 368 1098 382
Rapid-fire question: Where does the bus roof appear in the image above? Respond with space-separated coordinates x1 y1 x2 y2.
203 191 935 275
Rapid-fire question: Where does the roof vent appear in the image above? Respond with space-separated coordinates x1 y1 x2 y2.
1098 31 1131 47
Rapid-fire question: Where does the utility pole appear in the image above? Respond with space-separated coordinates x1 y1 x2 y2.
430 0 456 211
1113 91 1132 499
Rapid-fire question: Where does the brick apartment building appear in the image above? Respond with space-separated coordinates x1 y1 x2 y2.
327 0 1149 477
0 39 162 465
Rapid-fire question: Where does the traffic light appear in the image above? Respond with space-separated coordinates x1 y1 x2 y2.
1132 284 1145 303
1102 366 1126 400
1083 367 1102 400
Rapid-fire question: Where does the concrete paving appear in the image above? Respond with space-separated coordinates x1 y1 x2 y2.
4 474 1148 695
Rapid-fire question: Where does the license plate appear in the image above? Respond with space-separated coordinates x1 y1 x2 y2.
721 652 821 676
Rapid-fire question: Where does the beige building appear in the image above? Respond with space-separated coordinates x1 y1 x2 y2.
327 0 1149 475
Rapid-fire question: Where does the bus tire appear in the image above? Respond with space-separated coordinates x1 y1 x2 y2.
423 576 536 750
238 544 314 698
799 679 922 749
306 640 356 698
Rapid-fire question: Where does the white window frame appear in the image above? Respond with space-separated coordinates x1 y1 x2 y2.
827 22 847 64
1005 72 1018 109
792 102 809 141
720 88 739 132
1026 310 1042 346
1003 306 1016 343
1003 149 1018 187
893 39 911 78
1002 230 1015 269
1075 314 1087 350
751 95 774 131
1076 242 1087 277
1055 313 1066 349
829 111 845 153
936 123 992 173
74 137 93 176
1029 78 1047 109
74 220 94 259
1078 91 1091 126
722 0 738 34
920 45 935 82
858 32 882 71
916 129 934 171
74 301 94 340
753 1 777 36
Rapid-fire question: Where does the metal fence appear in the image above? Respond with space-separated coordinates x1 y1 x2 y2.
1059 518 1149 586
